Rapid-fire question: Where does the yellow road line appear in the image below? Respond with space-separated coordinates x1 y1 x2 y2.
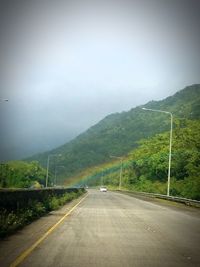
10 193 88 267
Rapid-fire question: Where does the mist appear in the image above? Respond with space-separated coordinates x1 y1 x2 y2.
0 0 200 160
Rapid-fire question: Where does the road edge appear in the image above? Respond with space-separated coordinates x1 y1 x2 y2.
10 192 88 267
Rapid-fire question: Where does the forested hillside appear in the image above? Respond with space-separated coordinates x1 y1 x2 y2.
85 119 200 199
27 84 200 185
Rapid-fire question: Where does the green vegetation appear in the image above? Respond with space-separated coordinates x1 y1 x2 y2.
27 84 200 186
0 189 85 237
85 119 200 200
1 84 199 201
0 161 46 188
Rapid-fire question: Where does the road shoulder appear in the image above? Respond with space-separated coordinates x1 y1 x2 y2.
114 190 200 216
0 192 87 267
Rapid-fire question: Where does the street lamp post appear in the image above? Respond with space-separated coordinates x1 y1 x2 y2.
94 167 103 186
142 107 173 196
46 154 62 187
46 155 50 187
54 165 65 186
110 155 123 190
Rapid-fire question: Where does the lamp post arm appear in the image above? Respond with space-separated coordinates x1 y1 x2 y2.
142 107 172 116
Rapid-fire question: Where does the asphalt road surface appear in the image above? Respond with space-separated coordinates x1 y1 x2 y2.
4 190 200 267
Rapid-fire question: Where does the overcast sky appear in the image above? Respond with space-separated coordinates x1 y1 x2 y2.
0 0 200 161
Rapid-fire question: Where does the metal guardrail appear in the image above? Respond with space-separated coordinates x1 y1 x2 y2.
116 190 200 208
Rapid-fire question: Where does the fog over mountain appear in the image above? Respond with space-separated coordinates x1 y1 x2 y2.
0 0 200 161
27 84 200 180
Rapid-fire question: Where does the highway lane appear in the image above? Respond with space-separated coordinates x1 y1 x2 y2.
16 190 200 267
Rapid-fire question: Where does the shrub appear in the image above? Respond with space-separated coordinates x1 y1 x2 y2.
0 188 85 237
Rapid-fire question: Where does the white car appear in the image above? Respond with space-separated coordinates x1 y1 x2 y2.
100 186 107 192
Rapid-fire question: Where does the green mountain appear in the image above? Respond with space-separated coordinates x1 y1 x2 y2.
84 119 200 199
27 84 200 184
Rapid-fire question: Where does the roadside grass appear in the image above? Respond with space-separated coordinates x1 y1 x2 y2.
0 190 84 238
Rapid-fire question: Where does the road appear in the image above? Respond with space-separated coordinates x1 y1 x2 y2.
2 189 200 267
